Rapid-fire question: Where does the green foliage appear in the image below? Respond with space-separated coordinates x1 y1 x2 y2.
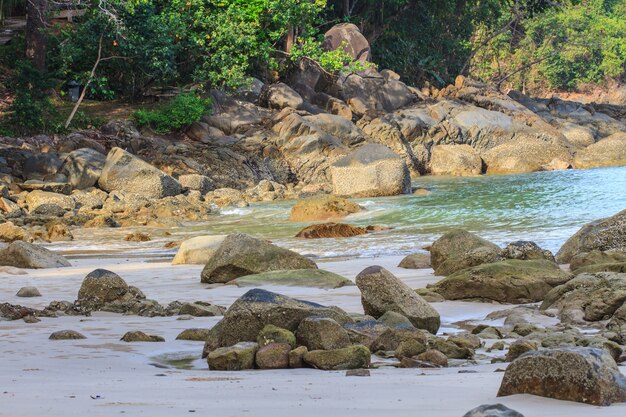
469 0 626 92
8 60 57 134
132 93 212 134
289 39 371 75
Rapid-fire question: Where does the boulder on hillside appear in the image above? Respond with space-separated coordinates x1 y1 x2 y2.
497 348 626 406
172 235 227 265
295 223 367 239
0 241 70 269
330 144 411 197
230 269 353 289
355 266 440 334
202 288 354 351
429 144 482 176
482 136 572 174
289 195 362 222
574 132 626 169
98 147 182 198
540 272 626 322
262 83 304 110
556 209 626 263
59 148 106 189
429 259 573 304
430 230 502 276
323 23 370 62
200 233 317 284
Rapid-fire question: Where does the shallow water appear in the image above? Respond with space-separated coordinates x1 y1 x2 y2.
57 166 626 259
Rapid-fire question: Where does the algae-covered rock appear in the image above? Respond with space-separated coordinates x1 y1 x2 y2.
257 324 296 347
77 269 129 308
207 342 258 371
303 345 371 370
296 317 351 351
49 330 86 340
430 229 501 276
120 331 164 342
230 269 353 289
295 222 367 239
255 343 291 369
176 328 211 341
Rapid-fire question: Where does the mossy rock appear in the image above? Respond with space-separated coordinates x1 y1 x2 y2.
176 328 212 341
303 345 371 370
231 269 353 289
257 325 296 348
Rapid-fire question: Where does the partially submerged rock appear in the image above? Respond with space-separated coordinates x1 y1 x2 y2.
289 195 361 222
49 330 86 340
16 286 41 297
200 233 317 284
77 269 130 308
430 230 501 276
176 328 212 341
497 348 626 406
230 269 353 289
0 241 70 269
556 209 626 263
295 222 367 239
430 259 572 303
120 331 165 342
355 266 440 334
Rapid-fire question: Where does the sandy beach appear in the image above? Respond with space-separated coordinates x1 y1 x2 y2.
2 255 625 417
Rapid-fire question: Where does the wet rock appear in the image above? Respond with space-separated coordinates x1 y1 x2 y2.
0 241 71 269
556 209 626 263
16 286 41 297
77 269 129 308
398 253 431 269
463 404 525 417
257 325 296 348
378 311 414 328
207 342 258 371
449 332 482 349
120 331 165 342
59 148 106 189
231 269 353 289
204 289 353 348
343 321 401 352
430 259 572 303
430 230 501 276
0 302 40 320
255 343 291 369
178 302 225 317
303 345 371 370
416 349 448 367
49 330 86 340
172 235 227 265
200 233 317 284
540 272 626 322
429 337 474 359
296 317 351 351
505 340 538 362
176 328 211 341
574 132 626 169
124 232 150 242
429 144 482 176
0 222 31 242
289 195 362 222
501 241 555 262
98 147 182 198
330 144 412 197
394 339 427 359
289 346 309 368
355 266 440 334
295 222 368 239
497 348 626 406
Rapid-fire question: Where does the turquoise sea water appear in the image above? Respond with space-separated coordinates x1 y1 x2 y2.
64 166 626 259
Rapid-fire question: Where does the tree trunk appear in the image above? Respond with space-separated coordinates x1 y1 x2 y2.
284 26 294 53
25 0 48 71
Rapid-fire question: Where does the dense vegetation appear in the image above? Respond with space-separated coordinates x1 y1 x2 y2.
0 0 624 135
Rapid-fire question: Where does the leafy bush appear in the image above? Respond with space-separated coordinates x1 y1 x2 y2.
132 93 212 134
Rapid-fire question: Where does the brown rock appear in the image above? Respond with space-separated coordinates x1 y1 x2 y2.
255 343 291 369
295 222 367 239
289 196 361 222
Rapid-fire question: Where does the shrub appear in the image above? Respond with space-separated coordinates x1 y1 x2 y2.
132 93 212 134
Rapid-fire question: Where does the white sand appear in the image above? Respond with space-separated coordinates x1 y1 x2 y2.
1 255 625 416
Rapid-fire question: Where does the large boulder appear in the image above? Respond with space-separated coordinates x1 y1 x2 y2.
98 147 182 198
77 269 130 308
430 230 502 276
323 23 370 62
330 144 411 197
557 209 626 263
59 148 106 189
230 269 354 289
429 144 482 176
430 259 573 304
203 289 354 349
497 348 626 406
295 222 367 239
540 272 626 322
172 235 227 265
303 345 371 370
200 233 317 284
355 266 440 334
482 136 572 174
0 241 70 269
262 83 304 110
296 317 351 351
570 250 626 274
289 195 362 222
574 132 626 169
